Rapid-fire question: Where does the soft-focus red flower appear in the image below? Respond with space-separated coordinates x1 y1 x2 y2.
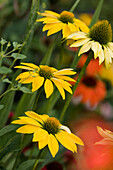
70 117 113 170
73 76 106 107
77 54 102 76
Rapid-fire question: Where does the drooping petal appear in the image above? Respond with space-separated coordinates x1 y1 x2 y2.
54 75 75 82
18 77 35 84
44 79 53 98
56 131 77 152
16 125 39 133
54 68 75 76
25 111 49 123
47 23 63 36
12 119 26 124
96 138 113 145
32 129 48 142
104 46 111 68
55 79 72 94
48 134 59 157
67 31 87 40
32 76 44 92
43 22 62 32
62 24 71 38
97 126 113 139
38 134 49 149
45 10 60 18
74 18 89 33
78 41 92 56
19 116 41 126
70 38 90 48
68 133 84 146
68 22 79 32
91 41 102 59
15 66 34 71
20 63 39 70
51 78 65 100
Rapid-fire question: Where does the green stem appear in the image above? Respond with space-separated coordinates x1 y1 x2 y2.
12 135 24 170
70 0 80 12
32 89 42 111
32 150 42 170
57 42 65 69
40 34 59 65
70 48 81 69
0 88 13 99
60 51 93 122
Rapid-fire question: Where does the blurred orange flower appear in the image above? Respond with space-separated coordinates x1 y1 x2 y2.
73 76 106 107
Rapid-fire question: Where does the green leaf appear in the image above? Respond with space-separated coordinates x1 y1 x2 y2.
13 42 22 49
17 159 45 170
89 0 104 28
0 90 15 129
19 86 32 94
0 105 4 110
0 67 12 74
2 78 12 84
11 53 27 60
17 159 35 170
0 38 7 45
0 135 21 160
0 125 17 150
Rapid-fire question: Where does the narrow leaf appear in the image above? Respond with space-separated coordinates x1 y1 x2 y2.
89 0 104 28
0 67 12 74
19 86 32 94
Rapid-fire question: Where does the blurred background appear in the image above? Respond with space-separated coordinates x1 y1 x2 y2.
1 0 113 169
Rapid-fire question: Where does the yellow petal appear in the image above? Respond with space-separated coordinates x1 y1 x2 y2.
56 131 77 152
16 125 39 134
54 75 75 82
68 133 84 146
67 31 87 40
43 23 62 32
54 69 75 76
32 129 48 142
47 23 63 36
38 134 49 149
25 111 48 123
44 79 53 98
55 79 72 94
45 10 60 18
62 24 71 38
74 19 89 33
68 22 79 32
51 78 65 100
20 63 39 70
19 116 40 126
32 76 44 92
15 66 34 71
12 119 26 124
18 77 35 84
48 134 59 157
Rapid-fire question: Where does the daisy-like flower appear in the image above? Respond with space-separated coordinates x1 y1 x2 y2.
37 10 89 38
67 20 113 68
72 76 106 107
15 63 76 99
12 111 84 157
96 126 113 145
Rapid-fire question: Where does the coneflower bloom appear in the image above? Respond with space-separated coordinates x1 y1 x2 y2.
67 20 113 68
15 63 76 99
12 111 84 157
37 10 89 38
72 76 106 107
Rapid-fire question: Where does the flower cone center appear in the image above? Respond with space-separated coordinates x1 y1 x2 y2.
89 20 112 45
43 117 60 134
82 76 97 87
39 67 53 79
59 11 74 24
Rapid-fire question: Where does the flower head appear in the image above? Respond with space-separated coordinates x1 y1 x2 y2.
12 111 84 157
96 126 113 145
72 76 106 107
37 10 89 38
67 20 113 68
15 63 76 100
